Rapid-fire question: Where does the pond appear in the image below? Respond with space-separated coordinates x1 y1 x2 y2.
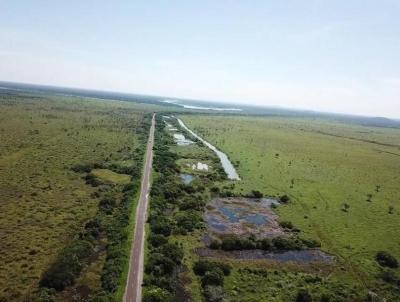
205 198 284 238
219 206 268 225
180 173 195 184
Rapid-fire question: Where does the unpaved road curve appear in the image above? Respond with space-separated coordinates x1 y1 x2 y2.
123 114 155 302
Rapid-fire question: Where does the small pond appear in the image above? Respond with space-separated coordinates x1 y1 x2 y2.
219 206 268 225
180 173 195 184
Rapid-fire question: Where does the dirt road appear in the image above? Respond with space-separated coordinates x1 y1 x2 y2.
123 114 155 302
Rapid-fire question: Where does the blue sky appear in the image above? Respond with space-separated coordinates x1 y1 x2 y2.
1 1 399 118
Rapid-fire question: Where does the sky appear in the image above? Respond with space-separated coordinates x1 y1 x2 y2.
1 1 399 118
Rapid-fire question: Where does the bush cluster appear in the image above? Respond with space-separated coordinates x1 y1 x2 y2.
193 260 231 301
376 251 399 268
144 116 212 300
101 181 141 293
39 239 93 291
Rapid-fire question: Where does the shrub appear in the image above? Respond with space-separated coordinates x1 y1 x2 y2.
71 163 94 173
40 239 93 291
320 294 332 302
210 186 220 194
296 289 312 302
101 257 124 292
201 268 224 287
341 203 350 212
376 251 398 268
179 197 204 211
143 286 174 302
279 194 290 203
182 184 196 194
84 173 102 187
251 190 263 198
220 190 233 197
99 197 116 214
272 237 303 251
157 243 184 264
209 240 221 250
379 270 400 285
220 236 257 251
150 217 172 236
149 234 168 248
203 285 225 302
145 253 176 276
175 211 202 232
279 220 294 229
259 238 272 251
84 218 102 238
221 236 244 251
193 260 231 276
301 238 321 248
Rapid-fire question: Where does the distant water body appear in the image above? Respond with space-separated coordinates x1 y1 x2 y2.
164 99 242 111
177 118 240 180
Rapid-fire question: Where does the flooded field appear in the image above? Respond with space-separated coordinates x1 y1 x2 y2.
204 197 334 264
205 197 284 238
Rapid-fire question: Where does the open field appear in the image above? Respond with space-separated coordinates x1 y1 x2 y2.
0 92 154 301
2 91 400 301
181 114 400 299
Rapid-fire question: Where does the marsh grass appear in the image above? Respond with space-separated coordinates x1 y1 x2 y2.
181 114 400 300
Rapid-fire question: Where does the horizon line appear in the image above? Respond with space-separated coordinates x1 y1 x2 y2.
0 80 398 121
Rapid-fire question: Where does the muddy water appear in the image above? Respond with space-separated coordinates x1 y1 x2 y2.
197 248 334 263
205 197 284 238
177 118 240 180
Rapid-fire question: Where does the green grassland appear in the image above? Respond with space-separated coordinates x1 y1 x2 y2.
0 92 153 301
91 169 132 185
181 114 400 300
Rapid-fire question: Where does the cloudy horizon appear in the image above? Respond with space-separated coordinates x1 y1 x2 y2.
1 1 399 118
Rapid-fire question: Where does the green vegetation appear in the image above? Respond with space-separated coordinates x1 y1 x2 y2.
143 115 228 301
91 169 132 185
3 90 400 301
224 264 364 301
181 114 400 300
0 92 152 301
